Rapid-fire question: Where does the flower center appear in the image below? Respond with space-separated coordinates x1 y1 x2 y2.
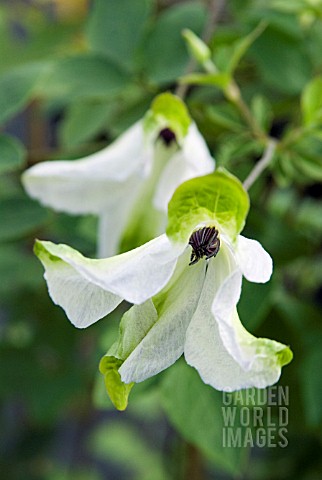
158 127 176 146
188 226 220 266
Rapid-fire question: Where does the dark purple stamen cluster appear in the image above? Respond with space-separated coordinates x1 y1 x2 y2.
188 226 220 266
158 127 176 146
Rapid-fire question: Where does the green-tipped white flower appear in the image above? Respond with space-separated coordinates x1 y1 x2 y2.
22 93 214 257
34 170 292 409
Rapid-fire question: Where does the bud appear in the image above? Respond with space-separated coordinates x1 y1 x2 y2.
182 29 211 65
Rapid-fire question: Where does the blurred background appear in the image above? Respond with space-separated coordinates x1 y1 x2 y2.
1 0 322 479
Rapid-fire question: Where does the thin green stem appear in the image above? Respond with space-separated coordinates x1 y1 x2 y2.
224 80 266 141
243 138 277 191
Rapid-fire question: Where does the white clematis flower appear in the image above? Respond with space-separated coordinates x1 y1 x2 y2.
34 170 292 409
22 93 214 257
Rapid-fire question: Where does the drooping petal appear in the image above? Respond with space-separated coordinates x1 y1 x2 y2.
185 258 292 390
235 235 273 283
22 121 150 215
118 251 206 383
153 123 215 211
35 234 182 327
38 252 122 328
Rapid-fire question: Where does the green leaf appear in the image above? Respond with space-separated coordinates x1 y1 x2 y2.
0 62 49 124
249 23 312 94
58 101 112 149
143 92 191 140
166 169 250 244
206 104 245 133
300 345 322 427
0 197 49 242
238 280 273 331
37 55 130 101
301 76 322 126
179 72 231 89
99 356 134 411
297 198 322 236
292 153 322 181
161 360 247 474
0 244 43 296
142 2 206 84
226 21 267 74
86 0 153 71
251 95 273 133
89 422 168 480
0 134 26 174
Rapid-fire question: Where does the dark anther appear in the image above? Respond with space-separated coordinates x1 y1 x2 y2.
158 128 176 146
188 226 220 266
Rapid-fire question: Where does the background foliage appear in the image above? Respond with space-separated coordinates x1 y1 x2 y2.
0 0 322 479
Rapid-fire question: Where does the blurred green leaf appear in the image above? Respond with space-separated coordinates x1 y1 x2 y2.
226 21 267 74
161 360 247 474
270 0 309 14
216 132 260 167
88 422 168 480
251 95 273 133
205 103 245 133
297 198 322 237
250 24 312 94
0 196 49 242
238 280 273 331
86 0 154 71
0 62 49 124
142 1 206 84
37 55 130 100
292 152 322 181
0 5 82 74
291 135 322 181
0 244 42 296
58 101 112 148
0 134 26 174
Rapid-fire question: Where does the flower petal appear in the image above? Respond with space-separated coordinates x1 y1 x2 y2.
22 121 149 215
35 234 182 325
38 251 122 328
118 251 206 383
185 259 292 390
153 123 214 211
185 309 291 391
97 190 141 258
235 235 273 283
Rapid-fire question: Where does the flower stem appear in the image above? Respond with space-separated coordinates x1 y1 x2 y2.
225 80 265 140
243 138 277 191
